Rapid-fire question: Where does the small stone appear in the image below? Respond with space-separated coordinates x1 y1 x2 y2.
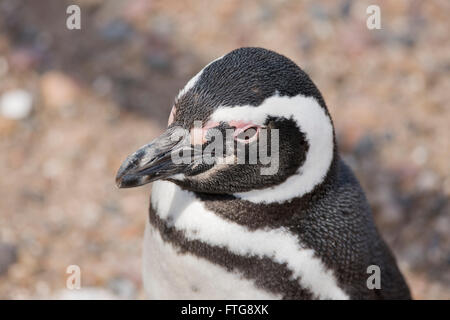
0 118 18 136
416 170 439 191
354 135 376 158
0 89 33 119
100 20 133 41
145 52 171 72
443 178 450 197
339 0 352 19
309 4 329 21
40 72 80 110
0 56 9 77
108 277 137 298
9 48 40 71
92 76 113 96
411 145 428 166
0 242 18 275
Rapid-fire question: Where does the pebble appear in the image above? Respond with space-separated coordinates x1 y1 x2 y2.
0 242 18 275
92 76 113 97
9 48 41 71
100 20 133 42
416 170 439 191
108 277 137 298
411 145 428 166
145 52 171 72
0 89 33 119
339 0 352 19
0 117 18 136
0 56 9 77
354 134 376 158
40 72 79 111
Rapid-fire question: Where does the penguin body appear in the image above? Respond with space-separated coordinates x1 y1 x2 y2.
143 180 281 299
116 47 411 299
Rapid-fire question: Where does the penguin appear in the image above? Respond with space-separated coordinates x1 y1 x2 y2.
116 47 411 300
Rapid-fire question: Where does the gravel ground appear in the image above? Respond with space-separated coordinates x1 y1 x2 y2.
0 0 448 299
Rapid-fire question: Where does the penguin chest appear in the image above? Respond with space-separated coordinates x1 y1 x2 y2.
142 222 280 299
143 180 348 300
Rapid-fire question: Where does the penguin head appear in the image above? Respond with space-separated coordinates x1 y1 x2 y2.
116 47 336 203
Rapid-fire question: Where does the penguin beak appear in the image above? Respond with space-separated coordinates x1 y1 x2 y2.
115 126 191 188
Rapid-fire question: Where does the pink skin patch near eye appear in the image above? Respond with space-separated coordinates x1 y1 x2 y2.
190 121 220 145
167 107 259 145
229 121 260 143
167 106 176 126
190 120 260 145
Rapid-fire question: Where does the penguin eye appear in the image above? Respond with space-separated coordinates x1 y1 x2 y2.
235 126 260 144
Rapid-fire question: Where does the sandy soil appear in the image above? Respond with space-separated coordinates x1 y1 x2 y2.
0 0 448 299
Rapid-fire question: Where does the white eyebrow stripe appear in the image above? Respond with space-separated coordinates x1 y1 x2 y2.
210 93 334 204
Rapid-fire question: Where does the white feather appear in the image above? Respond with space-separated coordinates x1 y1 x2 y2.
143 222 281 299
210 94 334 204
147 180 349 300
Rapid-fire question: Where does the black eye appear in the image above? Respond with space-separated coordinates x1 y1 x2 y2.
235 127 259 143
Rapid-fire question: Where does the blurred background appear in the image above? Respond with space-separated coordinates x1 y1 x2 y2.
0 0 448 299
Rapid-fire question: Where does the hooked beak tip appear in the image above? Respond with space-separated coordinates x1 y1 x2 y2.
115 162 141 189
115 171 145 189
115 161 130 188
115 176 124 188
